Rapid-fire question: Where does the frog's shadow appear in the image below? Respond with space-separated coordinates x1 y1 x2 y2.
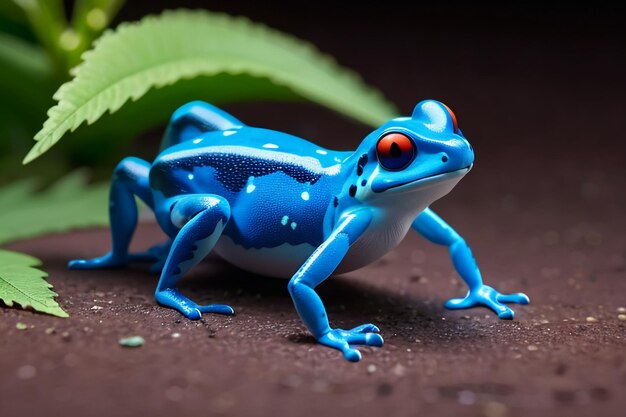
52 251 485 346
178 255 486 346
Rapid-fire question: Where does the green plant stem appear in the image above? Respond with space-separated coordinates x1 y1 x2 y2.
12 0 68 77
69 0 125 68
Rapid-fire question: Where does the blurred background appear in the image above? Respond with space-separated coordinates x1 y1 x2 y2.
2 1 624 187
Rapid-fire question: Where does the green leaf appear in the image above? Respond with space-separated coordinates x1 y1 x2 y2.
24 8 398 163
0 171 109 244
0 249 68 317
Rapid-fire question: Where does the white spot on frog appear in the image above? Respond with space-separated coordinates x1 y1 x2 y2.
290 222 297 230
325 164 341 176
246 176 256 193
301 191 310 201
262 143 279 149
188 173 194 180
316 149 327 155
223 130 237 136
192 138 202 144
281 215 289 226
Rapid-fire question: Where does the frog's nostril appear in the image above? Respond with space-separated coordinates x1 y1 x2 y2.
441 155 449 163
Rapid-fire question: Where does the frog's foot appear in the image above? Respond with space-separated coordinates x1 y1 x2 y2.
318 324 384 362
68 251 127 269
155 288 234 320
445 285 530 319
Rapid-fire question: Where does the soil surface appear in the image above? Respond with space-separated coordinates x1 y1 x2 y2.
1 2 625 417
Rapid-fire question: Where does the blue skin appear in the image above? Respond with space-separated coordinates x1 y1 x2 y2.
69 100 529 361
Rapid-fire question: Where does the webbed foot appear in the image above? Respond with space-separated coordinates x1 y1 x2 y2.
155 288 234 320
445 285 529 319
68 251 127 269
318 324 384 362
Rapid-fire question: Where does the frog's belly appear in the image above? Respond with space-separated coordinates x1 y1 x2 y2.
213 219 411 278
214 236 316 278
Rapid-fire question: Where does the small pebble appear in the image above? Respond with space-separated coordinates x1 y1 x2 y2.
458 390 476 405
15 322 28 330
118 336 145 347
586 316 598 323
618 314 626 321
367 364 377 374
45 327 56 335
61 331 72 342
90 305 103 310
171 332 181 339
527 345 539 351
617 307 626 313
16 365 36 379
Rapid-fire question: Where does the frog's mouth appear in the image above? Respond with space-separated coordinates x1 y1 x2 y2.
386 165 472 192
372 165 473 194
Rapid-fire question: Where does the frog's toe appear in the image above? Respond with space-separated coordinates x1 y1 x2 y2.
185 308 203 320
497 292 530 305
155 288 234 320
198 304 234 315
68 252 126 269
445 285 529 320
318 326 384 362
348 323 380 334
344 331 384 347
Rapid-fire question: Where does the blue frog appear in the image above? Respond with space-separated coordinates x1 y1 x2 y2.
70 99 529 361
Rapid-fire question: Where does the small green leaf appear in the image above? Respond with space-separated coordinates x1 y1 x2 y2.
0 171 109 244
24 8 398 163
0 249 68 317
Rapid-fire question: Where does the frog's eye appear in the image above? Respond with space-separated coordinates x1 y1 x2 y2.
376 133 416 171
442 103 459 133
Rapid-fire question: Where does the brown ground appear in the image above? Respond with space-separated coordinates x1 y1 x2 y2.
1 2 625 417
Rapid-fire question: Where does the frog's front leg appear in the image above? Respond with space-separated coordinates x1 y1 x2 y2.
154 194 234 320
288 211 383 362
412 208 529 319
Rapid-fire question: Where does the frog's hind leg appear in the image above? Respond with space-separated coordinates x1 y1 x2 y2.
160 101 244 150
154 194 234 320
69 157 154 269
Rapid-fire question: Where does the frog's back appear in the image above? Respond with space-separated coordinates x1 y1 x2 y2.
150 126 349 198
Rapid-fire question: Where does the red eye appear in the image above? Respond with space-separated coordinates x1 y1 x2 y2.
442 103 459 133
376 133 416 171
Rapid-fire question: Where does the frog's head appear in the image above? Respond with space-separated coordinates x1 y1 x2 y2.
349 100 474 210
